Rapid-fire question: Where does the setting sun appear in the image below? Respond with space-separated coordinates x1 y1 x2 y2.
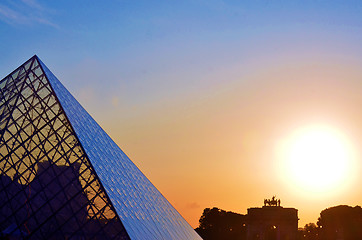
278 125 357 197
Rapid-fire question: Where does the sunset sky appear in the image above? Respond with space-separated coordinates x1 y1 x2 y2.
1 0 361 228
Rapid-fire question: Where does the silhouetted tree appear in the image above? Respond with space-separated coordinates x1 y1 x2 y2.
298 223 319 240
195 207 247 240
318 205 362 240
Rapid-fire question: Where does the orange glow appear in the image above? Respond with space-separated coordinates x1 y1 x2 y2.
277 125 358 198
91 58 362 228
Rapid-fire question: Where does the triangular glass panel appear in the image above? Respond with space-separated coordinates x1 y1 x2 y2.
0 55 202 239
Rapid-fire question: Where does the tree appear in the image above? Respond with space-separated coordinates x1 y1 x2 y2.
195 207 247 240
318 205 362 240
298 223 319 240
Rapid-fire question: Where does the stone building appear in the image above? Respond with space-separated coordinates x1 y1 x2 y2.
247 197 298 240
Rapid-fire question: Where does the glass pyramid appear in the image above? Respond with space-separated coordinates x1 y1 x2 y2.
0 55 202 240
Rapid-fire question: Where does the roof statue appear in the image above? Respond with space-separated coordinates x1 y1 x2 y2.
264 196 281 207
0 55 202 239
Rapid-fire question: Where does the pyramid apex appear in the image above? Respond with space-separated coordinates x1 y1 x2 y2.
0 56 202 239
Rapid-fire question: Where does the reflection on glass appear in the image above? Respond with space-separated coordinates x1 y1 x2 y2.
1 56 202 240
0 57 129 239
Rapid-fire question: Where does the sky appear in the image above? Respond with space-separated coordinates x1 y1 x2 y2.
0 0 362 228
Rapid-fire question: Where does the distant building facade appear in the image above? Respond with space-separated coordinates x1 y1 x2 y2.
247 197 298 240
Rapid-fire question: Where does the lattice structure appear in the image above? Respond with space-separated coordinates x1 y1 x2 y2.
0 56 201 240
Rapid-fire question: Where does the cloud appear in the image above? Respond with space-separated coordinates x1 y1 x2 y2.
78 87 96 106
0 5 28 25
0 0 58 28
111 96 120 108
21 0 44 10
186 202 200 209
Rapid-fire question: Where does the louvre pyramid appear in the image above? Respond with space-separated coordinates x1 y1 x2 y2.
0 55 202 240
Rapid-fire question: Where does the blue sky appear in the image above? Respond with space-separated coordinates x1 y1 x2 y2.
1 0 362 228
2 0 362 69
1 1 362 86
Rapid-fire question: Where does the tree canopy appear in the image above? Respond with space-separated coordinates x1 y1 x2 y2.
318 205 362 240
195 207 247 240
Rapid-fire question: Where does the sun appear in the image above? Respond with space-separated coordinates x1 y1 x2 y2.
278 125 357 197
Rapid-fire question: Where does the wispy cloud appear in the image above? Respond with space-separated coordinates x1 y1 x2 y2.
0 5 28 24
0 0 58 28
21 0 44 10
186 202 200 209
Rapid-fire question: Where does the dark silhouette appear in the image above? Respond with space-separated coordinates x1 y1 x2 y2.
195 204 362 240
264 196 281 207
297 223 319 240
0 161 124 239
195 207 247 240
247 201 298 240
317 205 362 240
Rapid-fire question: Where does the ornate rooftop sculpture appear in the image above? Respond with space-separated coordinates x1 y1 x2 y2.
264 196 281 207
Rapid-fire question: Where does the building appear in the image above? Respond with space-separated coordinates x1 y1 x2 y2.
247 197 298 240
0 55 202 239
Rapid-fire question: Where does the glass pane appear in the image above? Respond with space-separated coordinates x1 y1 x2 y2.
0 56 129 240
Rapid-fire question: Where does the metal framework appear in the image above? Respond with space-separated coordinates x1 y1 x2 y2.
0 56 202 239
0 56 129 239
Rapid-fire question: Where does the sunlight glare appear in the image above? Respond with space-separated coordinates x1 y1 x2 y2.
278 125 357 197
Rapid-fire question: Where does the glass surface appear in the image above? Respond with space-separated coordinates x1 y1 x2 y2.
0 55 202 239
39 57 202 240
0 56 130 239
